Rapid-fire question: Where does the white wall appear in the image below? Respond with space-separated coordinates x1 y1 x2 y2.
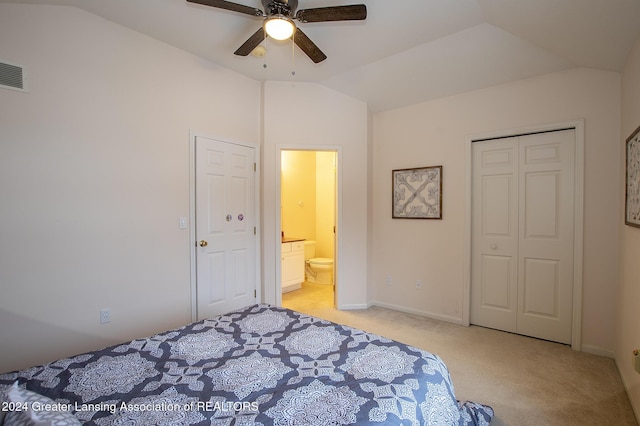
372 68 621 354
0 4 261 373
262 81 369 309
618 34 640 418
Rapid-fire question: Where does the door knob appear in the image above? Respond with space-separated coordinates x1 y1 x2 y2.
199 240 208 247
490 244 497 250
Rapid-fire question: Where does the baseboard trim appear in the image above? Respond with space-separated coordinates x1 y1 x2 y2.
369 300 463 325
616 359 640 422
581 344 615 359
337 303 369 310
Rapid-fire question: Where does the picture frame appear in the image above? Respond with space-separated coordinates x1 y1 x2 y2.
626 124 640 228
392 165 442 219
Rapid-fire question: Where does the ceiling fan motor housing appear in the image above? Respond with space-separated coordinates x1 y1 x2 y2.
262 0 297 17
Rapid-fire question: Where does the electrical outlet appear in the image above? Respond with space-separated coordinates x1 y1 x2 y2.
100 308 110 324
385 275 392 286
416 279 422 289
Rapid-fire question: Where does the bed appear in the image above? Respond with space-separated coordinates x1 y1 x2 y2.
0 304 493 425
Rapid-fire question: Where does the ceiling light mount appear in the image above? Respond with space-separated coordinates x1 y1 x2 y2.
264 15 295 40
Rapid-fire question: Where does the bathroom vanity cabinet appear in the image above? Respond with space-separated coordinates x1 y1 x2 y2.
281 240 305 292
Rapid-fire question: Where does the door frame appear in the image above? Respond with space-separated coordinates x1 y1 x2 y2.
463 119 584 351
189 130 262 322
275 145 342 308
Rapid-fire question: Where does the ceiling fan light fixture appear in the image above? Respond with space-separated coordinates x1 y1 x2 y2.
264 15 295 40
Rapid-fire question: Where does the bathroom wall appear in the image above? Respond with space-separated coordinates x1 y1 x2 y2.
281 150 316 240
280 150 336 259
316 152 336 259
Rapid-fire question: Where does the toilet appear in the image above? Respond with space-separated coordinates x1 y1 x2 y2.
304 241 334 285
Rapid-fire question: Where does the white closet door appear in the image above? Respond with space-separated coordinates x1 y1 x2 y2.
517 131 574 343
471 129 575 344
471 137 519 333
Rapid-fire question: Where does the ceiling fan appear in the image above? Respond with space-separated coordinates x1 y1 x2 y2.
187 0 367 63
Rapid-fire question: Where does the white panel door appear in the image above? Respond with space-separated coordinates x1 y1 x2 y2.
471 138 519 332
517 131 574 343
196 136 256 320
471 129 575 344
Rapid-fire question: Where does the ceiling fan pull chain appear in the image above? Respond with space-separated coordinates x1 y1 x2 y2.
263 33 268 69
291 32 296 76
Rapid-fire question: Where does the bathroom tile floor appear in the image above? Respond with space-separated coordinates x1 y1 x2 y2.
282 281 335 312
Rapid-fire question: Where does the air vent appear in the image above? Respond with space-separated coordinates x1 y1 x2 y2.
0 61 27 92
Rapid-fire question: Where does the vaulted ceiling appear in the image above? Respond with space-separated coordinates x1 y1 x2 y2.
4 0 640 111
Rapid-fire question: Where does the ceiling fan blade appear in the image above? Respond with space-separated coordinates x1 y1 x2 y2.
295 4 366 23
187 0 263 17
234 27 266 56
293 28 327 63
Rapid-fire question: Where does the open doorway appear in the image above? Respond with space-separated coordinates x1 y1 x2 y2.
279 149 338 313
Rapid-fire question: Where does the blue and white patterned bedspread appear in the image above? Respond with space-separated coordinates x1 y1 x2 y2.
0 304 493 425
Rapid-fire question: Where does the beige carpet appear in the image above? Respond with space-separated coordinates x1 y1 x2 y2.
283 283 638 425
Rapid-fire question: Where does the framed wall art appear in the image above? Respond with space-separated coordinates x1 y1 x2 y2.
626 124 640 228
392 165 442 219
